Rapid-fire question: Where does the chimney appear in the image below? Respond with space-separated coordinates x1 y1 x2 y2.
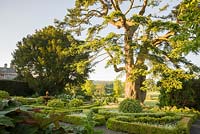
10 63 13 69
4 63 7 68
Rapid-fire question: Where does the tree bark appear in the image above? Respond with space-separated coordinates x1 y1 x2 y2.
124 70 146 103
124 28 146 103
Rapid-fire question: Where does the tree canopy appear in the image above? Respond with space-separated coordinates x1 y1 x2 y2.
57 0 200 102
12 26 91 95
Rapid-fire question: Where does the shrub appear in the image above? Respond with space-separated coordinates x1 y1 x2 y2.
93 96 118 106
55 93 71 102
0 90 10 99
13 96 36 105
119 98 142 113
68 98 83 107
47 99 65 108
159 78 200 110
0 80 34 96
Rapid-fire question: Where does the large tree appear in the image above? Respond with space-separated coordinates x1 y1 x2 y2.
12 26 91 95
56 0 199 102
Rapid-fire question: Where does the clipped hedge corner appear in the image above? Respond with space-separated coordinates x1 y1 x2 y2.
106 115 193 134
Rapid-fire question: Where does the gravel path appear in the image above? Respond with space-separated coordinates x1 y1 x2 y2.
95 126 127 134
190 119 200 134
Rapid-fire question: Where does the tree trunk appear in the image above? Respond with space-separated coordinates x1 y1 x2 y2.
124 28 146 103
125 71 146 103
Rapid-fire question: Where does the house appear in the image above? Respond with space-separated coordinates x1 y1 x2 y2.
0 64 17 80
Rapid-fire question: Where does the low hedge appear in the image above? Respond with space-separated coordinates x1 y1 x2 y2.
13 96 43 105
98 109 167 120
61 114 106 126
94 114 106 126
106 116 193 134
62 114 86 125
117 115 181 125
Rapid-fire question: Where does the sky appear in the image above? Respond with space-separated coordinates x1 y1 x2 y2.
0 0 199 81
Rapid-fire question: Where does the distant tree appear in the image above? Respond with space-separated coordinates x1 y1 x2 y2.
56 0 199 103
95 84 105 97
113 79 123 97
81 80 95 96
12 26 91 95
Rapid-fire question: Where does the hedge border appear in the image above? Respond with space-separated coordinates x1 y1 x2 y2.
106 116 193 134
61 114 106 126
98 109 167 120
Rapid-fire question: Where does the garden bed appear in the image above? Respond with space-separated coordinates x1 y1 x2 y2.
106 115 193 134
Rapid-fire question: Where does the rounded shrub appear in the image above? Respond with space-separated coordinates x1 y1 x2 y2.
47 99 65 108
0 90 10 99
119 98 142 113
69 98 83 107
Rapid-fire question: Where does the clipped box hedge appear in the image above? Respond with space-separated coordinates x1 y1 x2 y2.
98 109 167 120
61 114 106 126
106 116 193 134
62 114 86 125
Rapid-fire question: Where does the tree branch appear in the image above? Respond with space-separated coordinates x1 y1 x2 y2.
125 0 134 15
103 46 125 72
139 0 148 15
99 0 109 15
114 0 122 11
111 0 118 10
152 31 175 46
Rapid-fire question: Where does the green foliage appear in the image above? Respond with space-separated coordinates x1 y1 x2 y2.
113 79 123 97
119 98 142 113
13 96 43 105
93 114 106 126
55 93 71 102
0 115 15 127
68 98 83 107
159 78 200 110
81 80 95 96
0 90 10 99
62 112 103 133
56 0 200 102
61 114 86 125
0 80 34 96
151 106 200 119
176 0 200 53
47 99 65 108
117 115 181 125
106 116 192 134
12 26 91 95
98 108 167 120
83 111 103 134
141 79 160 91
94 96 117 106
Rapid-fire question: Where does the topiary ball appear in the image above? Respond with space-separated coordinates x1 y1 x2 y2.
119 98 142 113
